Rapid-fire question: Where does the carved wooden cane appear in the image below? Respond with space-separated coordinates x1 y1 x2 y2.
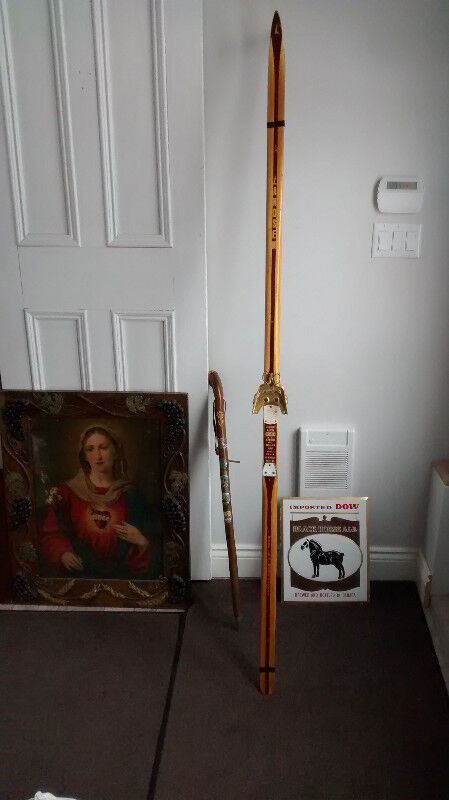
209 370 242 623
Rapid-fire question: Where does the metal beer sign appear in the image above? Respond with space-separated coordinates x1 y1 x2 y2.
281 498 369 602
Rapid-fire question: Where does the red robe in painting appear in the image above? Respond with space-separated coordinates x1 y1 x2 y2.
40 483 151 575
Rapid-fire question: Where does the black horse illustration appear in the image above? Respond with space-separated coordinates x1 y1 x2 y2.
301 538 345 579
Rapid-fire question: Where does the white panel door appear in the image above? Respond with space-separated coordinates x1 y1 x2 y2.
0 0 210 578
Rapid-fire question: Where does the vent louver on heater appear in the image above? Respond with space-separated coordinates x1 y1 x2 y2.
299 428 354 497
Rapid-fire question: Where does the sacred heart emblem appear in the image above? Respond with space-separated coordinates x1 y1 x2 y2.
89 506 111 530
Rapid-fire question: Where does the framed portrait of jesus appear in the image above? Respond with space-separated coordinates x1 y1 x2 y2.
0 392 189 610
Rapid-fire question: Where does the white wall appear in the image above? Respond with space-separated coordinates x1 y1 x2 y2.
204 0 449 572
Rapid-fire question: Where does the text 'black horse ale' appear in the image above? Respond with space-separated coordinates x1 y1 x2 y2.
301 538 345 579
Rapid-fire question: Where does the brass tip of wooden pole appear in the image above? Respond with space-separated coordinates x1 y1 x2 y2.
259 675 275 695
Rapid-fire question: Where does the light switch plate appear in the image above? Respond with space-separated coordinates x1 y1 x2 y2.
372 223 421 258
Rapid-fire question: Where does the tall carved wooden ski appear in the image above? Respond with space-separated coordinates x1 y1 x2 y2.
252 11 287 696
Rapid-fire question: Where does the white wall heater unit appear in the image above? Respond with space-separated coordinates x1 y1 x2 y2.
424 460 449 596
299 427 354 497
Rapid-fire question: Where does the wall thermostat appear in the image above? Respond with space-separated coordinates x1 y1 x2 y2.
377 176 424 214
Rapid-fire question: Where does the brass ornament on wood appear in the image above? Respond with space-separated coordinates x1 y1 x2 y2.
252 373 288 414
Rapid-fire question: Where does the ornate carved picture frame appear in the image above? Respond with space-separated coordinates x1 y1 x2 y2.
0 391 189 610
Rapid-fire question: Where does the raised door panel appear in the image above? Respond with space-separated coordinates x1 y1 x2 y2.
112 311 175 391
92 0 171 247
0 0 79 245
24 310 92 390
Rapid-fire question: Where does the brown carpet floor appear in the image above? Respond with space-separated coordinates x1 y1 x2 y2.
1 581 448 800
156 581 449 800
0 610 179 800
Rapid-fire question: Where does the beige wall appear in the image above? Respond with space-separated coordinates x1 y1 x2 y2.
204 0 449 562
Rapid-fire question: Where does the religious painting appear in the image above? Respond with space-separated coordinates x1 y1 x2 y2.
281 497 369 602
0 392 189 609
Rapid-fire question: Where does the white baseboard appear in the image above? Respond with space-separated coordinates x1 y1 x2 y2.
369 546 419 581
211 544 419 581
416 549 432 607
212 544 262 578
